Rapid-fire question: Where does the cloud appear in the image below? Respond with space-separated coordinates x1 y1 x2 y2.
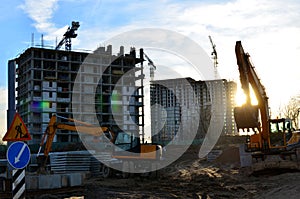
19 0 300 112
20 0 58 33
87 0 299 113
43 25 69 41
19 0 74 47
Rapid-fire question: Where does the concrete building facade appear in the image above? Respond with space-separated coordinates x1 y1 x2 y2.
224 81 237 135
150 78 237 145
10 46 144 144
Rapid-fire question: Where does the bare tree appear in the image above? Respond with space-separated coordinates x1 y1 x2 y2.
280 96 300 129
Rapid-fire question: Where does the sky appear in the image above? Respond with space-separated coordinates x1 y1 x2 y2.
1 0 300 136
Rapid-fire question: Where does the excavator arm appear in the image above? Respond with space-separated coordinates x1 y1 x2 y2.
38 115 114 158
234 41 270 149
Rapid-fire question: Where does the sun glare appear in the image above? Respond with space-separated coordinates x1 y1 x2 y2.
235 86 258 106
235 88 246 106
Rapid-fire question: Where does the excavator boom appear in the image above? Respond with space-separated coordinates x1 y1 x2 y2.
38 115 113 158
234 41 270 147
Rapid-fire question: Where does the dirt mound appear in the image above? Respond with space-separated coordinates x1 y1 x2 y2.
216 135 246 147
215 146 240 167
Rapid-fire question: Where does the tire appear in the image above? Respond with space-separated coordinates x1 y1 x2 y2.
102 165 111 178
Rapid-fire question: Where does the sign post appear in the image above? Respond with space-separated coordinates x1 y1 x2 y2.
3 113 31 199
7 141 31 170
7 141 31 199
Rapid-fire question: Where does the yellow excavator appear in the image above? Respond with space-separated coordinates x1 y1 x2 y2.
37 114 162 177
234 41 300 173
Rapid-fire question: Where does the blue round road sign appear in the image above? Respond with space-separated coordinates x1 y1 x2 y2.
7 141 31 169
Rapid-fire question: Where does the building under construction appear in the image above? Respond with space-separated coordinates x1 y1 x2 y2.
8 45 145 144
150 78 237 145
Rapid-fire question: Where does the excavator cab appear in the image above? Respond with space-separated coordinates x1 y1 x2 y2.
114 131 140 152
269 118 291 149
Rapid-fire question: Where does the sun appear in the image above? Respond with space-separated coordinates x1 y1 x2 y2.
235 87 258 106
235 88 246 106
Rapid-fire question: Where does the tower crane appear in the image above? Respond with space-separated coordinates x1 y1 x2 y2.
55 21 80 51
208 35 218 79
143 52 157 81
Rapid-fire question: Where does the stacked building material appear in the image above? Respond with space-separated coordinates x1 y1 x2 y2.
49 151 92 173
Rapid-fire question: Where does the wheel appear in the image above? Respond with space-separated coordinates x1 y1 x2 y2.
102 165 111 178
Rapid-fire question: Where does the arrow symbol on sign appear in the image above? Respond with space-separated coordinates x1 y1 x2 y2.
14 143 26 164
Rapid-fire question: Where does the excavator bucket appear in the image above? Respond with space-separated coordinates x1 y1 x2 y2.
234 105 259 131
287 130 300 149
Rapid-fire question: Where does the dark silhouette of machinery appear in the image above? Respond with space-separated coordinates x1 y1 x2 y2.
55 21 80 51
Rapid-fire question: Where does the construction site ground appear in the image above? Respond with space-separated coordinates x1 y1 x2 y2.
35 136 300 199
